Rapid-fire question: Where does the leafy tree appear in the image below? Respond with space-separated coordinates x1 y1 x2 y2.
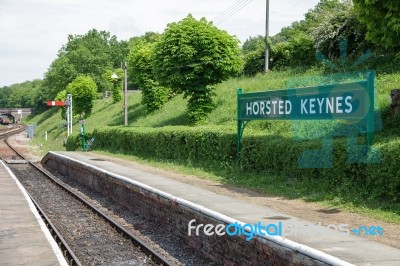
0 80 45 110
153 15 242 123
127 32 161 89
63 30 113 91
65 76 98 117
271 33 315 69
353 0 400 49
43 55 77 99
109 39 129 69
242 49 264 76
241 35 266 76
128 32 160 50
242 35 265 55
129 43 171 112
43 29 129 99
0 88 11 108
242 0 371 73
311 0 370 63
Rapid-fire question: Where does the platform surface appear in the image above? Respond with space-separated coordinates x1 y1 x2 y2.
53 151 400 266
0 161 67 265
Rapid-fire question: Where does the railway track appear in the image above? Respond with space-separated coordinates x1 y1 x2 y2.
1 128 173 266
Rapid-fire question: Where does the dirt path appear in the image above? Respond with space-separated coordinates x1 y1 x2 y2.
9 131 400 249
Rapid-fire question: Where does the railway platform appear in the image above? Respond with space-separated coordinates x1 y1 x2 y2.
47 151 400 266
0 160 67 266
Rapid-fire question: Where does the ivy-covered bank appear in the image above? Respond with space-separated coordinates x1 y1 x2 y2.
66 126 400 205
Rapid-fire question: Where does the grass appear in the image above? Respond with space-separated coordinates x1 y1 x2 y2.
24 68 400 223
88 149 400 224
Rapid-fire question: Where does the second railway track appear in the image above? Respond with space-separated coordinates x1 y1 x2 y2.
9 163 159 265
2 129 173 266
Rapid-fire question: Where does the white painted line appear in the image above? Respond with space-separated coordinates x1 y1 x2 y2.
0 160 68 266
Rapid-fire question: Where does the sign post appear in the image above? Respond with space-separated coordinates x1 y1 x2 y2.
80 119 86 151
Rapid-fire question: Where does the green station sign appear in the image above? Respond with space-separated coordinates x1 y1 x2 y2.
238 81 370 121
236 71 376 163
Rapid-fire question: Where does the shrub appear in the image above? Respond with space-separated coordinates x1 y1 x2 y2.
67 126 400 204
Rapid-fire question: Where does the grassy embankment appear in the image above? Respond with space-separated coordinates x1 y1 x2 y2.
25 68 400 223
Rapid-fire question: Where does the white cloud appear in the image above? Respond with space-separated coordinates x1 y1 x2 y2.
0 0 319 87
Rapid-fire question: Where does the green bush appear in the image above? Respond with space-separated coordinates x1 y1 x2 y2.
67 126 400 204
242 49 264 76
67 126 236 166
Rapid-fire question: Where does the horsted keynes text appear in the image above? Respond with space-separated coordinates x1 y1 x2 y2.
238 81 370 121
245 96 353 116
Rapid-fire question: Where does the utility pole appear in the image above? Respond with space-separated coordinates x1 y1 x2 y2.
265 0 270 72
123 62 128 126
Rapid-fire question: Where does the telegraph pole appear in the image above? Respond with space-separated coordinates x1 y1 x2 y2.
265 0 270 72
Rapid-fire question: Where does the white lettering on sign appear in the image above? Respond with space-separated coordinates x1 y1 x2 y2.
344 96 352 113
246 100 292 116
299 96 354 115
245 96 353 116
246 102 252 114
301 99 308 114
317 98 324 113
286 100 292 114
327 97 334 113
309 98 316 114
336 96 343 114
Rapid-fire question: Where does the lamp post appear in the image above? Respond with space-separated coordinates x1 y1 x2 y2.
111 70 128 126
122 62 128 126
111 73 118 100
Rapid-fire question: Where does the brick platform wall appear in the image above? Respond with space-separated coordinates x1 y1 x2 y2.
42 153 328 266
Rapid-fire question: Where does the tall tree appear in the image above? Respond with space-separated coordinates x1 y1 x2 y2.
153 15 242 123
129 43 171 112
311 0 370 60
43 29 129 99
127 31 161 88
353 0 400 49
242 35 265 55
43 55 77 99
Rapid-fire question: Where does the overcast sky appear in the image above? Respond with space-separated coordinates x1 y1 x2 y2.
0 0 320 87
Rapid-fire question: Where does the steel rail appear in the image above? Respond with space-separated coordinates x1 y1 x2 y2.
27 190 83 266
0 126 82 266
5 133 173 266
0 124 26 138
